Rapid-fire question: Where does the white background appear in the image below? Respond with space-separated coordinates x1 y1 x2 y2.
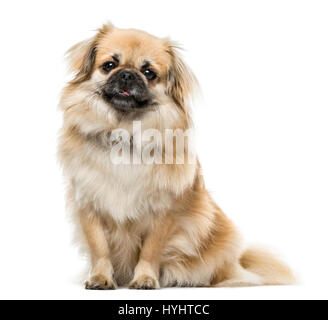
0 0 327 300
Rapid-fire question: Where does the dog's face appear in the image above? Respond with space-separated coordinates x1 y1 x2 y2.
66 24 196 118
95 28 171 112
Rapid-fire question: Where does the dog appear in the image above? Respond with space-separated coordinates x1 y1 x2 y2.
58 23 295 289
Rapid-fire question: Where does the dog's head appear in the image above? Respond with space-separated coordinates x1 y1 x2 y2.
65 23 197 119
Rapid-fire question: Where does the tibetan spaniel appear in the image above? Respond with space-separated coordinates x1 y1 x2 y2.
58 23 295 289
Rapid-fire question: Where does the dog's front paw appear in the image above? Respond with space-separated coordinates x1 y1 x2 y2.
129 275 160 290
85 274 117 290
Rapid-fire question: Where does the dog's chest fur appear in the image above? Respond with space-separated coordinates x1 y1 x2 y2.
72 150 173 223
61 126 174 223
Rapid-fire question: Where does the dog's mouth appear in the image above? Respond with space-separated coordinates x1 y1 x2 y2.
101 69 153 112
102 89 150 112
120 90 131 97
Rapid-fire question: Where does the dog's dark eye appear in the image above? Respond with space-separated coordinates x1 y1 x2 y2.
101 61 117 73
142 69 157 81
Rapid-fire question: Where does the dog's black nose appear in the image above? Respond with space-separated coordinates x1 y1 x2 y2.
120 70 136 83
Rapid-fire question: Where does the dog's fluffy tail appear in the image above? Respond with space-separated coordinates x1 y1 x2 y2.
239 245 296 285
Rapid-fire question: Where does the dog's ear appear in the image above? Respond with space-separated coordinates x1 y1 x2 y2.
66 37 97 84
166 41 198 108
66 23 114 84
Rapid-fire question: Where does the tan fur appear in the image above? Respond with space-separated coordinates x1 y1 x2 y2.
79 206 117 289
58 23 295 289
239 246 296 285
